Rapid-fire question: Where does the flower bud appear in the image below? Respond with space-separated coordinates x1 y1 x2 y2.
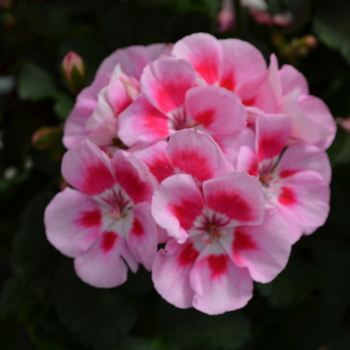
32 126 61 150
62 51 86 94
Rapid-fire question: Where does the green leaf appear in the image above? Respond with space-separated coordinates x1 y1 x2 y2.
54 94 74 120
256 255 318 308
313 0 350 66
54 261 137 349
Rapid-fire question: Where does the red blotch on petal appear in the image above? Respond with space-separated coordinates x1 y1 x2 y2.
193 109 215 128
171 150 213 182
141 115 169 138
178 243 199 266
233 230 257 263
101 231 118 253
82 164 115 195
206 191 254 223
154 81 188 113
207 254 228 278
279 169 299 178
247 158 259 177
220 74 236 92
170 198 203 230
278 186 296 206
258 133 286 161
78 209 102 228
242 96 256 107
131 219 144 237
193 61 218 85
148 155 174 183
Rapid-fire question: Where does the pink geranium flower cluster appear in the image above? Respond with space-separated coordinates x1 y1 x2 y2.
44 33 336 315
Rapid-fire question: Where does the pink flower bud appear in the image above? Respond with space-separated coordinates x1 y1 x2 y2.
32 127 60 150
62 51 86 93
304 35 318 49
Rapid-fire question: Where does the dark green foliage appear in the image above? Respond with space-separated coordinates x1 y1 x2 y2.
2 0 350 349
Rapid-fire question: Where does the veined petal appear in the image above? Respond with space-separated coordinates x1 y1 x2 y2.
118 95 170 147
172 33 222 85
44 188 103 258
167 130 233 183
189 243 253 315
152 174 205 243
203 172 265 226
141 57 196 115
185 86 247 135
62 140 115 196
152 239 200 309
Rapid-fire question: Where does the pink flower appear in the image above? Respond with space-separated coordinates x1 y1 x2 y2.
44 140 160 288
151 171 292 314
118 57 247 148
246 54 336 149
63 44 171 149
236 113 331 242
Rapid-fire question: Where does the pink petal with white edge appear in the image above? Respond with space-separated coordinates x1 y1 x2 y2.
113 150 157 204
152 174 205 243
126 203 158 271
203 172 265 226
274 171 330 230
256 113 291 163
219 39 267 99
172 33 222 85
297 95 336 150
152 239 199 309
132 140 174 183
189 244 253 315
118 95 170 147
185 86 247 135
221 210 292 283
44 188 102 258
74 230 131 288
167 130 233 183
62 140 115 196
279 64 309 96
276 143 332 184
141 57 196 115
236 146 259 176
214 127 255 166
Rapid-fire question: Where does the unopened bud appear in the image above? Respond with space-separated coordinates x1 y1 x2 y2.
62 51 86 94
32 126 61 150
303 35 318 49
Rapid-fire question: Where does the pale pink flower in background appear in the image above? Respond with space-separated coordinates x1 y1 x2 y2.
118 57 247 148
152 171 292 314
63 44 171 149
236 113 331 242
44 140 160 288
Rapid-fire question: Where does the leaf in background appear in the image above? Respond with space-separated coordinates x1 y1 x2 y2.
256 254 318 308
313 0 350 66
54 261 137 350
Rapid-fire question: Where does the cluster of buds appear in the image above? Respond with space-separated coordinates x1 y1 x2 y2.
45 33 336 315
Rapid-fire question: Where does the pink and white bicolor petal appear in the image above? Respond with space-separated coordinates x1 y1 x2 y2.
113 150 157 204
203 172 265 226
255 113 291 163
167 130 233 183
118 95 170 147
132 140 174 183
141 57 196 115
62 140 115 196
172 33 222 85
279 64 309 96
74 229 131 288
219 39 267 99
276 143 332 184
126 203 158 271
189 244 253 315
274 171 330 233
152 174 205 243
236 146 259 176
152 239 200 309
222 210 292 283
185 86 247 135
44 188 103 258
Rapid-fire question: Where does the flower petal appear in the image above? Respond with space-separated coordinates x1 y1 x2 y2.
44 188 103 258
62 140 115 196
279 64 309 96
152 174 205 243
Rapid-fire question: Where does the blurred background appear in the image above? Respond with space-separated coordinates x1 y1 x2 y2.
1 0 350 349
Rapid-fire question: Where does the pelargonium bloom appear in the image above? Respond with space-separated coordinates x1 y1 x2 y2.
152 172 292 315
63 44 171 149
44 140 159 288
118 57 247 148
236 113 331 242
